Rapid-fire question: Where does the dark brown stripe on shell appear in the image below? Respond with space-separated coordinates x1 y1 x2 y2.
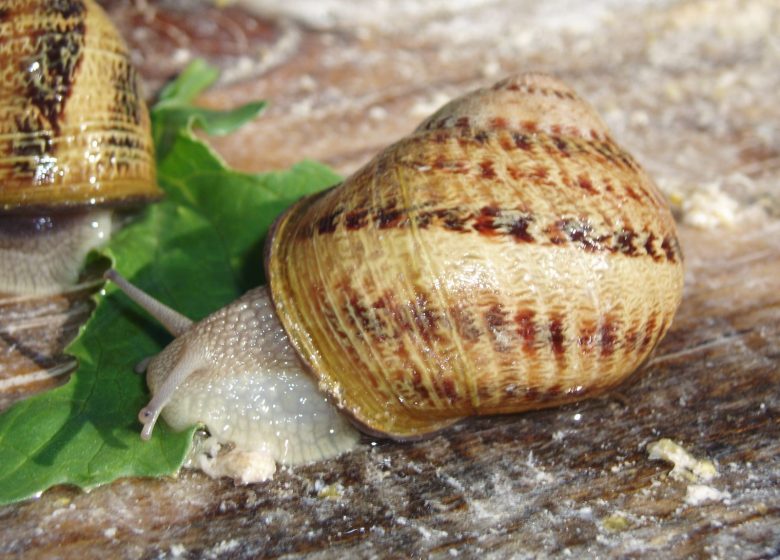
549 314 566 360
661 236 681 263
345 209 369 230
318 209 342 234
577 174 597 194
514 309 537 355
111 58 144 126
600 317 619 357
644 232 661 261
553 137 570 157
507 215 534 242
513 132 534 151
485 303 511 353
439 117 567 156
616 229 638 256
641 312 658 352
335 277 664 409
625 322 641 352
27 0 86 135
409 288 440 345
479 159 497 179
310 201 679 261
10 0 87 176
577 320 598 351
473 206 500 236
441 378 459 402
450 304 481 342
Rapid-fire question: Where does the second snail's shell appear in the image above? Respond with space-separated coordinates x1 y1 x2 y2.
0 0 160 212
266 74 683 439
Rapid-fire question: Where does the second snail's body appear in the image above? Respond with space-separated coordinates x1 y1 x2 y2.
111 74 684 482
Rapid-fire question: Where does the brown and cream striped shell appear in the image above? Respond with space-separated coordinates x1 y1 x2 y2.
0 0 160 213
266 73 684 439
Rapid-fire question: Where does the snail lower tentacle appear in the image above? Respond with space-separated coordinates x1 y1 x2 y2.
137 346 206 441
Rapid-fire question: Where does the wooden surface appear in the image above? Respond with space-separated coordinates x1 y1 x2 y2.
1 0 779 557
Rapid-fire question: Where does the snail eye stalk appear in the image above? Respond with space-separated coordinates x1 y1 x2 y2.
104 269 193 336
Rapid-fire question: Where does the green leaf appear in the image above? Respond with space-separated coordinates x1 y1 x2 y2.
158 131 339 290
156 59 219 104
0 61 340 505
152 60 267 161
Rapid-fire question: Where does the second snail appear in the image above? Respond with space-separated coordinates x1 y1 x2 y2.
109 73 684 483
0 0 159 296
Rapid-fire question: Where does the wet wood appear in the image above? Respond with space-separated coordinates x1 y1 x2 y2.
1 0 778 557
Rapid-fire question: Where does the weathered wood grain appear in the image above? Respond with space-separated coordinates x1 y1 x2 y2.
1 0 778 557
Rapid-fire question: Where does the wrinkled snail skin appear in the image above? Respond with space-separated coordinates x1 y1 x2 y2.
112 73 683 481
0 0 160 295
107 270 361 481
142 286 360 476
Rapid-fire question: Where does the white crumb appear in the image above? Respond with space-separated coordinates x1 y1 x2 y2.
103 527 117 539
186 436 276 484
647 438 718 482
685 484 731 506
681 182 741 229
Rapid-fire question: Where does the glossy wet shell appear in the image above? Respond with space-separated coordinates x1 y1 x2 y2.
0 0 160 213
266 74 684 439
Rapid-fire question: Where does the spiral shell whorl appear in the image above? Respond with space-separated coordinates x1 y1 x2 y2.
417 74 611 142
267 74 683 439
0 0 160 212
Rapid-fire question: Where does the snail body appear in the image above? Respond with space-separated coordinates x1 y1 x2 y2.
111 74 683 482
0 0 160 294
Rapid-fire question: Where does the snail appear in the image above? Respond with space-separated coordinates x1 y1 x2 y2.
108 73 684 483
0 0 160 295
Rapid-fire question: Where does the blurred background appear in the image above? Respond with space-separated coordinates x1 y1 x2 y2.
103 0 778 227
